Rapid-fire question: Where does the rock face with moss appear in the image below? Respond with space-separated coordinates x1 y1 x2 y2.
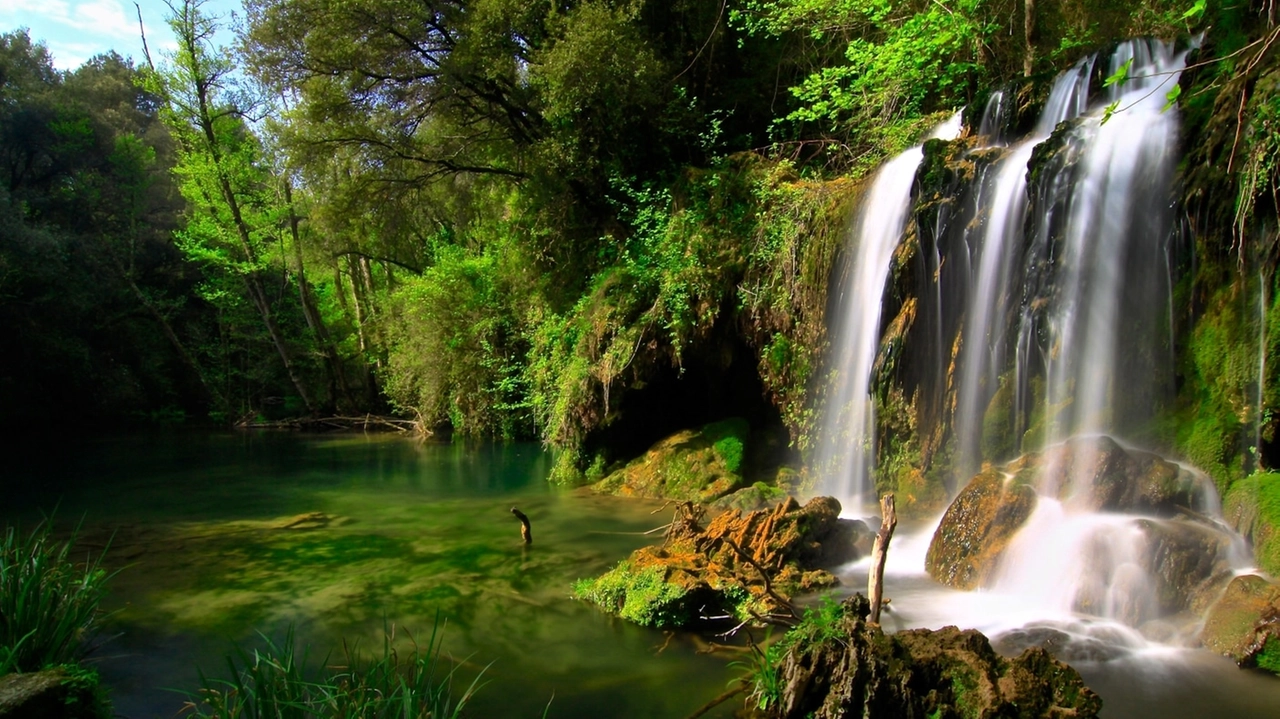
1201 574 1280 674
925 468 1037 590
1223 473 1280 576
574 497 868 627
770 595 1101 719
592 418 749 503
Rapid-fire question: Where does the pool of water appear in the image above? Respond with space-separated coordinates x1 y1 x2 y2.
2 431 741 719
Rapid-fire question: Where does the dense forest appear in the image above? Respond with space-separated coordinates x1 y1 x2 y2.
2 0 1278 498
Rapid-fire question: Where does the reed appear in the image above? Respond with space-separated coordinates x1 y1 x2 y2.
184 621 487 719
0 520 110 673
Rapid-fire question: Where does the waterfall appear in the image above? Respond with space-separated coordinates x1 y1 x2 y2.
820 39 1258 662
816 113 961 514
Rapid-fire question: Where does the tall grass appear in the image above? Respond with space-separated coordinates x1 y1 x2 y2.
184 621 487 719
0 520 111 674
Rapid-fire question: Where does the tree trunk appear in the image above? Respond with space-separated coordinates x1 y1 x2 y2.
1024 0 1036 77
283 180 355 412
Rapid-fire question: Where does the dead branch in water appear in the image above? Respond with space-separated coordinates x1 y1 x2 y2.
868 493 897 625
237 414 423 433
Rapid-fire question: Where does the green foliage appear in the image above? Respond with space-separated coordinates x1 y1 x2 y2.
383 244 531 437
730 635 785 712
1257 636 1280 675
0 522 111 674
184 623 484 719
572 562 691 628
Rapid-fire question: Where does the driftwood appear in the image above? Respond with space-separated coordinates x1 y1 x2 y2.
867 493 897 625
236 414 423 433
510 507 532 545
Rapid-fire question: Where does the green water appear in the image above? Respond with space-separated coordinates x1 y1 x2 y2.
3 432 740 718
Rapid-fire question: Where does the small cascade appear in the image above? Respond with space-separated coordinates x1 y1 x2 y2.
816 113 961 514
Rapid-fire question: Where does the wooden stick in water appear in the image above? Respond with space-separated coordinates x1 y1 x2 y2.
510 506 532 545
867 493 897 624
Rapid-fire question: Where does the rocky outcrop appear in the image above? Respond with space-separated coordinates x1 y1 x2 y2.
592 418 749 503
0 669 105 719
926 469 1037 590
1019 436 1206 515
1201 574 1280 673
928 438 1219 593
574 497 869 627
773 595 1102 719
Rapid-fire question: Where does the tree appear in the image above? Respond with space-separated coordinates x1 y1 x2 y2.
148 0 318 414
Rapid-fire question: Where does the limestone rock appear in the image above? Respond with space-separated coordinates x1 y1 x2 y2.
1201 574 1280 671
775 595 1102 719
593 418 748 503
926 469 1037 590
1135 517 1235 616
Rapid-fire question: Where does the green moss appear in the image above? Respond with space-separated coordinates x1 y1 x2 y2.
1257 636 1280 675
573 561 691 628
1225 472 1280 575
706 418 749 474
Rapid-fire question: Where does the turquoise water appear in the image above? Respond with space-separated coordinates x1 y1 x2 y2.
2 432 740 718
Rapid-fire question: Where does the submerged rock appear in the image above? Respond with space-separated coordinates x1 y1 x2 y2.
926 468 1037 590
574 497 869 628
1201 574 1280 674
772 595 1102 719
592 418 749 502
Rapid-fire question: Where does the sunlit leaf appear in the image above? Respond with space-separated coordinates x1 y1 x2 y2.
1100 100 1120 125
1182 0 1207 20
1103 57 1133 88
1163 83 1183 112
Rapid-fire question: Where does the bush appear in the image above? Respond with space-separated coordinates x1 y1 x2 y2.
0 521 110 674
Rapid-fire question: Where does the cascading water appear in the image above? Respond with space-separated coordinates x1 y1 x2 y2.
824 41 1277 715
816 113 962 514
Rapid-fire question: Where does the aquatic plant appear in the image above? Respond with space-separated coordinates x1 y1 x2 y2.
0 521 111 674
183 623 486 719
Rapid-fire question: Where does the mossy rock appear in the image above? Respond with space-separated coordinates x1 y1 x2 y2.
0 667 109 719
1223 472 1280 576
574 497 869 628
1201 574 1280 675
925 469 1038 590
592 418 749 502
774 595 1102 718
708 481 788 514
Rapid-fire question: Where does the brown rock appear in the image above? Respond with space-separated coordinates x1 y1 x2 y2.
926 469 1037 589
1026 436 1205 515
1201 574 1280 667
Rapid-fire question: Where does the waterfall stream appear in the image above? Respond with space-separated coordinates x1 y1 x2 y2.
815 113 961 513
820 40 1272 701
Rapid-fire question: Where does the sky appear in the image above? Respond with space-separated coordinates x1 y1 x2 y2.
1 0 241 71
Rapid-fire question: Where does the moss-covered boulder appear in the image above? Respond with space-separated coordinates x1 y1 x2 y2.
1201 574 1280 674
1015 436 1206 515
592 418 749 502
926 469 1038 590
1223 472 1280 576
0 668 108 719
771 595 1102 719
574 497 869 627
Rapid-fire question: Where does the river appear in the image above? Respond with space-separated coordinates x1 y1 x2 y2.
4 431 737 719
8 431 1280 717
